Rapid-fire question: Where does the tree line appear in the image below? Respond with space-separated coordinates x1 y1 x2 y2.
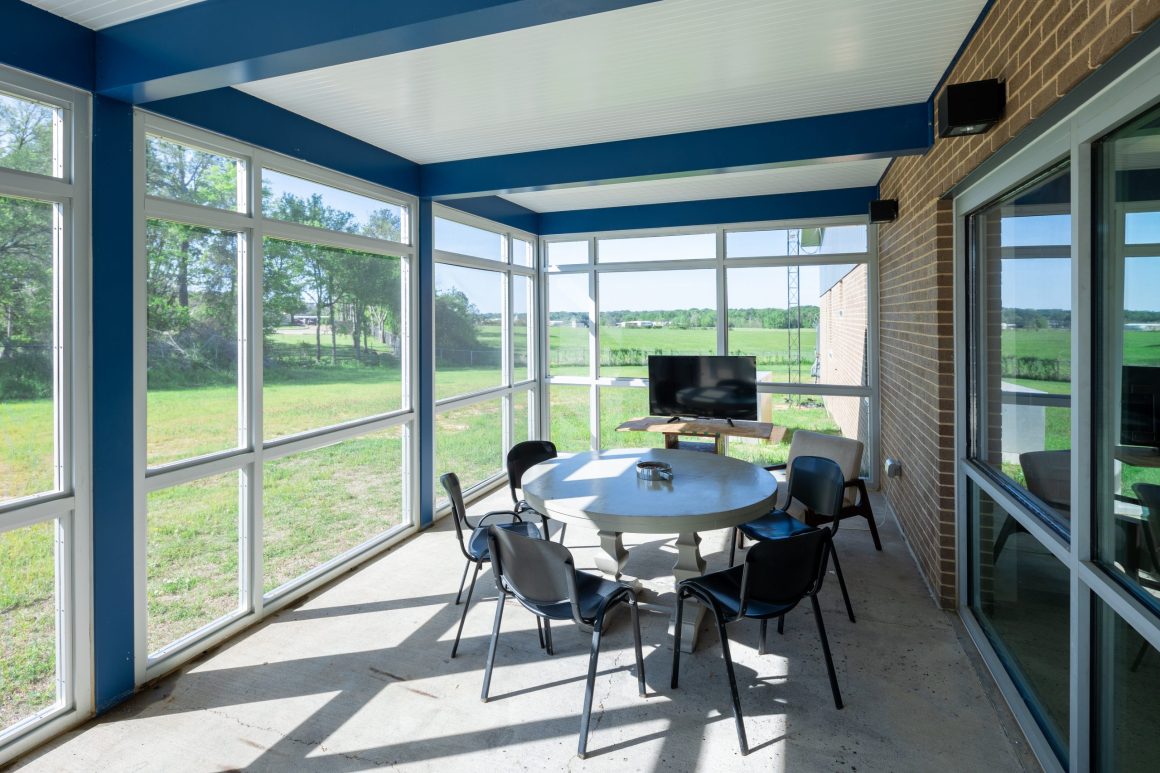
549 306 822 329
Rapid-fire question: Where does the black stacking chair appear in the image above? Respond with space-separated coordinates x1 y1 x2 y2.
730 454 856 623
441 472 541 658
672 528 843 755
506 439 566 543
482 526 646 759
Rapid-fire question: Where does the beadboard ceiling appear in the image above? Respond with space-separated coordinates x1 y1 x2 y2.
237 0 983 165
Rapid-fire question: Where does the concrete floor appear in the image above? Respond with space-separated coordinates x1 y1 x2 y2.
13 489 1040 772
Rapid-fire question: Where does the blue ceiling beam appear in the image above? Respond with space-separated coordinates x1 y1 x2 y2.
537 187 877 235
96 0 661 103
0 0 94 90
146 88 420 195
441 196 539 234
422 103 930 199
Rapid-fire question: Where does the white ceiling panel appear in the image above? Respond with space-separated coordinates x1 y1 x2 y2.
22 0 204 29
501 158 890 213
239 0 985 164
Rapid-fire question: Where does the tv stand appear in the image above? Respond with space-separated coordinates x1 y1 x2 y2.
665 415 735 427
616 416 784 454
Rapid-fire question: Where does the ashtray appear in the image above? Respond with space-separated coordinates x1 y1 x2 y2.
636 461 673 481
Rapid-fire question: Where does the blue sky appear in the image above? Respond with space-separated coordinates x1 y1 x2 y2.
1001 213 1160 311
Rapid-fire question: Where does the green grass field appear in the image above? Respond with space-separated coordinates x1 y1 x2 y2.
548 326 822 380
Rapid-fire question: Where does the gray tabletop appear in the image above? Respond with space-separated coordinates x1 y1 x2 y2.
521 447 777 534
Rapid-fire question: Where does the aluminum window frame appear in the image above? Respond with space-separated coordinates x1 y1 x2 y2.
0 65 92 764
432 204 539 506
135 113 419 681
954 43 1160 772
540 215 879 486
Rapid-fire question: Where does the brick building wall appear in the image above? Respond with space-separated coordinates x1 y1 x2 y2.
877 0 1160 607
818 264 869 445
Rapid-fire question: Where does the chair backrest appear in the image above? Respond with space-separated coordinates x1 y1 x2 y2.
787 430 864 506
786 455 846 520
487 525 583 623
739 529 830 613
1134 482 1160 552
439 472 471 550
506 440 558 505
1019 450 1071 514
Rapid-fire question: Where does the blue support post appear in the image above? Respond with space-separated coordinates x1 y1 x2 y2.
418 199 436 528
90 96 137 710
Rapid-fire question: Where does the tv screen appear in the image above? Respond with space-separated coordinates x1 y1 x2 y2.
1122 365 1160 448
648 355 757 421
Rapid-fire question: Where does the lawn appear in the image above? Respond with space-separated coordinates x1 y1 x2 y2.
548 326 821 381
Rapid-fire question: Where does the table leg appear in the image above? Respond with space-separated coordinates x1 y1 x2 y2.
671 531 708 653
594 530 629 580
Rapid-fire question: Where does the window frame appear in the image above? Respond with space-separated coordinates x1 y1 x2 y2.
953 44 1160 772
539 216 879 485
135 113 419 681
0 65 91 762
432 204 538 505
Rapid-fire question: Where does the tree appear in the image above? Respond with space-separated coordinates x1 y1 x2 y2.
435 289 481 364
0 95 53 175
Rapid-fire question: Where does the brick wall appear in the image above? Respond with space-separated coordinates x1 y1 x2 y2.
819 264 869 444
877 0 1160 608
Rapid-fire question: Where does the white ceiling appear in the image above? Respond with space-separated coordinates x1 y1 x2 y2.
501 157 891 212
239 0 985 164
23 0 203 29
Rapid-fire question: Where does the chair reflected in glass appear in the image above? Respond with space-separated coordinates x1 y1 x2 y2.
481 526 646 759
671 528 844 755
440 472 542 658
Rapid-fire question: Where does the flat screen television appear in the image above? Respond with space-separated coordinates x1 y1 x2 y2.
1122 365 1160 449
648 355 757 421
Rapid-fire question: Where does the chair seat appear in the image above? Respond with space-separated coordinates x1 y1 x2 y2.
680 566 798 621
515 570 625 624
738 509 813 542
467 520 541 561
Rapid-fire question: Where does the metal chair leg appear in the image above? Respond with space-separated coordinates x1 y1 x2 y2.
451 561 482 658
729 527 739 567
828 542 856 623
856 481 883 551
671 591 686 689
544 618 554 656
558 523 568 544
480 590 506 702
811 594 843 709
578 622 604 759
454 559 471 605
628 593 646 697
758 618 768 655
715 612 748 755
777 614 785 635
536 617 545 649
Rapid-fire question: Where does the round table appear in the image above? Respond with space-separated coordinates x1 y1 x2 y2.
521 447 777 650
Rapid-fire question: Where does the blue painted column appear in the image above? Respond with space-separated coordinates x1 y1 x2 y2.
417 198 435 527
90 95 136 710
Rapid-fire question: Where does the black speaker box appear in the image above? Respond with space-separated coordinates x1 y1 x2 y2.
869 199 898 223
938 79 1006 137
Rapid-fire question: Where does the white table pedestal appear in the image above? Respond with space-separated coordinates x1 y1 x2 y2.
671 531 709 652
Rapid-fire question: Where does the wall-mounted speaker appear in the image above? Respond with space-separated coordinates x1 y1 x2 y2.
938 79 1006 137
869 199 899 223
